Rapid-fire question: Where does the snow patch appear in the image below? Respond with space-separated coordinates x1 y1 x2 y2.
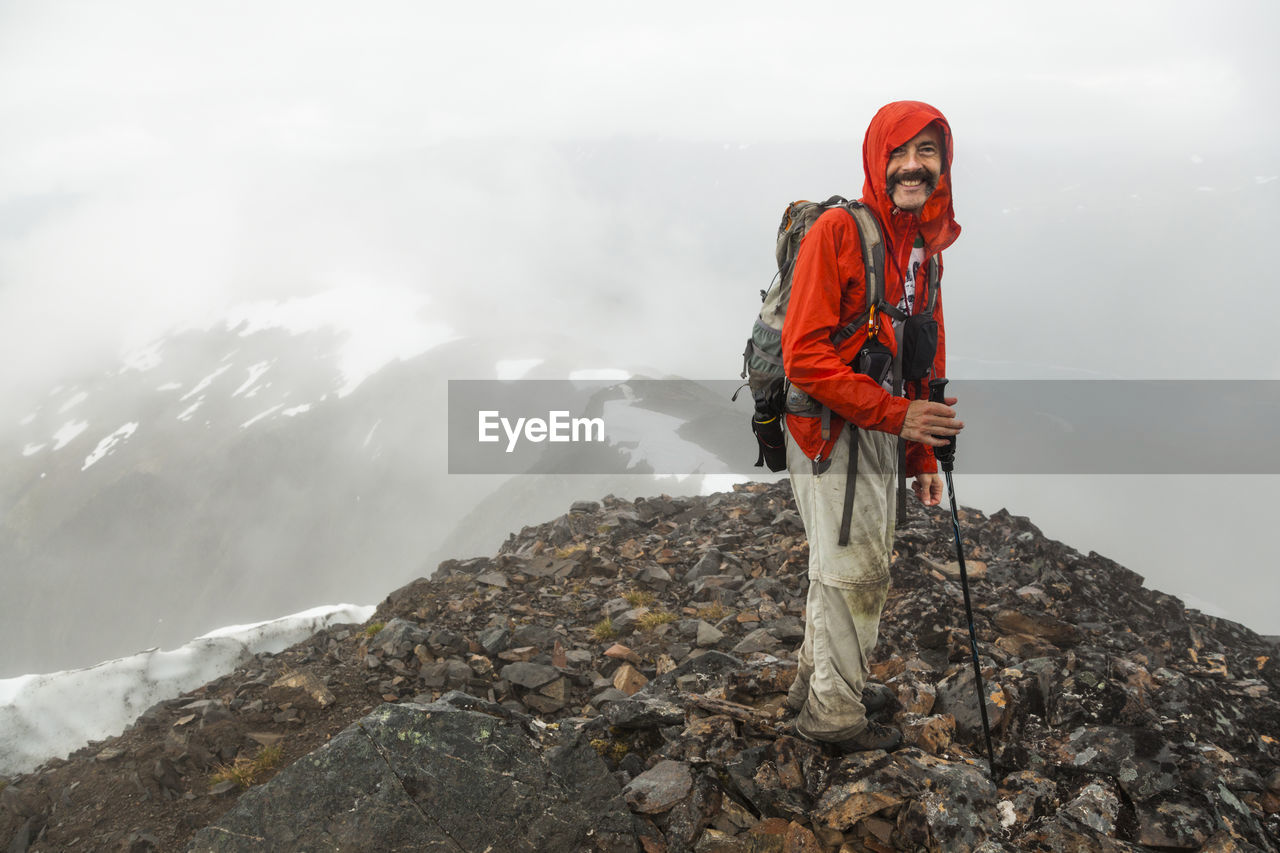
1256 175 1278 185
241 405 283 428
601 399 729 475
282 404 312 417
224 286 455 396
0 603 375 776
232 361 272 397
180 364 233 401
51 420 88 450
21 443 45 457
58 391 87 413
120 341 163 373
176 400 203 421
363 419 382 448
156 382 183 392
82 423 138 471
19 412 37 426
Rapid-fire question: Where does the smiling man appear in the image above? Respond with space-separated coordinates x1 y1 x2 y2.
780 101 963 753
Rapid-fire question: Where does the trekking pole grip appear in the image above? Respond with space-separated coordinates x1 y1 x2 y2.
927 378 956 471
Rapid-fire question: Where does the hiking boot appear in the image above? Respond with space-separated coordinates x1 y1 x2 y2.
786 682 894 715
828 721 903 754
789 719 903 754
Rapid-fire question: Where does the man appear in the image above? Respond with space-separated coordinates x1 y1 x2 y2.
780 100 964 752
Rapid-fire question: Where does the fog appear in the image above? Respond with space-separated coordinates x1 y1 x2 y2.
2 0 1278 655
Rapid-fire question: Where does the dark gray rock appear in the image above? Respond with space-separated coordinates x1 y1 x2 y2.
187 702 636 852
500 662 560 689
623 759 693 814
686 549 723 582
605 696 686 729
477 626 510 656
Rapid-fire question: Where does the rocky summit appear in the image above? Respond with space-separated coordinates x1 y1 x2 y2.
2 482 1278 852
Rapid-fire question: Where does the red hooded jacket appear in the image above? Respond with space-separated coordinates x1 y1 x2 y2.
781 100 961 476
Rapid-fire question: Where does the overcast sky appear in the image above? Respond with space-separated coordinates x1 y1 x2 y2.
1 1 1277 630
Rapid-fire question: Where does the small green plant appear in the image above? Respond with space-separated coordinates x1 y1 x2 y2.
636 610 677 632
592 617 619 641
210 743 284 790
588 737 629 762
363 621 386 638
623 589 655 607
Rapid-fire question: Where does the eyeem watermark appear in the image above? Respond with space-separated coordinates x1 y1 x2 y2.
478 410 605 452
450 378 1280 475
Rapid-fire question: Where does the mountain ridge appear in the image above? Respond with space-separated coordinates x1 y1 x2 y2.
2 481 1276 851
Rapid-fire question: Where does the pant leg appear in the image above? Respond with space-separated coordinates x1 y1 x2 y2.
786 423 897 740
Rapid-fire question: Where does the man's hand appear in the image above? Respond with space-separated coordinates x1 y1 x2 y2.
899 397 963 446
913 472 944 506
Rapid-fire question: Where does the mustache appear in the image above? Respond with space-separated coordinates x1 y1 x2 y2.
887 169 938 193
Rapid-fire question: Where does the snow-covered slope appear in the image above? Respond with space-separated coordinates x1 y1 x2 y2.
0 603 374 776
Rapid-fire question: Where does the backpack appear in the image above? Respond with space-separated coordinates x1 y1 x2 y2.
737 194 940 474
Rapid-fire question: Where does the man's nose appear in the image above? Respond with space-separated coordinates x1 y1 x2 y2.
903 147 921 170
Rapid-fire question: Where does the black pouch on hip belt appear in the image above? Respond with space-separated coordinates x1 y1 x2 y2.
853 338 894 387
900 313 939 381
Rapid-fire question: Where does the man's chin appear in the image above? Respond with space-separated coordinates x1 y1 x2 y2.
891 190 933 213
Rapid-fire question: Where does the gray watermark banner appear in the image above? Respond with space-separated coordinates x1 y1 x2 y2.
448 379 1280 475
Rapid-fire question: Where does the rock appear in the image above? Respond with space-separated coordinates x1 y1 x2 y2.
938 559 987 580
500 661 559 689
997 770 1058 827
1134 800 1213 849
368 618 431 657
889 675 936 715
606 696 686 729
933 667 1005 740
686 550 724 582
606 643 644 665
993 609 1080 646
1058 781 1120 836
264 670 334 710
696 621 724 648
614 664 649 696
732 628 779 656
899 713 955 754
187 702 636 852
623 759 693 814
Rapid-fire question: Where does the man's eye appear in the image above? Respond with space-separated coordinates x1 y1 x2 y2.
891 147 906 157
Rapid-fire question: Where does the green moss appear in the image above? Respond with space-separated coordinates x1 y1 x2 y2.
363 621 386 637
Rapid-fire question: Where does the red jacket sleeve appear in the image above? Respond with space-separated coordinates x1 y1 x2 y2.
781 211 909 435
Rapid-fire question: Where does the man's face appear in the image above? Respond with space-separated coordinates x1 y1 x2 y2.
886 125 943 212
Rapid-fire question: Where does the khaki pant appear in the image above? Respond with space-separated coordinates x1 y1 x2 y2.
785 424 896 741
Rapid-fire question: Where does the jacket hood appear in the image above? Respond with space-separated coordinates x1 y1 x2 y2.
861 100 961 254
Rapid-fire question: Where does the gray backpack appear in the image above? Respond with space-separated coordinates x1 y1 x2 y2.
737 196 891 471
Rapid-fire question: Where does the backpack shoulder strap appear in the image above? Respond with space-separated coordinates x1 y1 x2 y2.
831 203 901 346
924 254 941 314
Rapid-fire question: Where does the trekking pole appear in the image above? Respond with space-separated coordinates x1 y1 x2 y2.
928 378 997 781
